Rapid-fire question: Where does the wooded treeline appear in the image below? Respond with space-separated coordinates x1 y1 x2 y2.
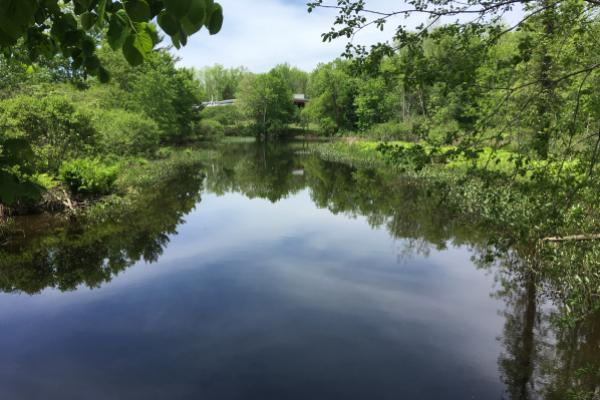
2 0 600 220
0 41 203 209
201 0 600 168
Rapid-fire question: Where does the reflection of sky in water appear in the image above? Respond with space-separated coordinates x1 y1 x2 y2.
0 189 506 399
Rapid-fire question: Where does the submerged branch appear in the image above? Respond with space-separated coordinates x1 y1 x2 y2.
542 234 600 242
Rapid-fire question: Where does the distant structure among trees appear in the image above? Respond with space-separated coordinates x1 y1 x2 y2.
293 94 308 108
201 99 237 107
201 94 308 108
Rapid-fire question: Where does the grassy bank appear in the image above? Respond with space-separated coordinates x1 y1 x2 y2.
309 139 599 249
1 147 217 234
311 140 580 178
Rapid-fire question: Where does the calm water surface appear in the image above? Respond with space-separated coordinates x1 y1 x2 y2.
0 143 598 399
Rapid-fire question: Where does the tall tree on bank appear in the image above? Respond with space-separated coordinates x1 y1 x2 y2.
195 64 249 101
270 63 310 94
237 71 295 138
306 60 357 134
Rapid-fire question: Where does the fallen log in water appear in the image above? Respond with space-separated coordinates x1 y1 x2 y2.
542 233 600 242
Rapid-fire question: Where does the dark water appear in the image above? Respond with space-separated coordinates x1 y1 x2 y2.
0 143 598 399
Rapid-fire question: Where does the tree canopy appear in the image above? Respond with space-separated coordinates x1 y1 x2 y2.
0 0 224 81
237 70 296 137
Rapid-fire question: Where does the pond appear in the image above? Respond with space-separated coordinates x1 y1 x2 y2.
0 143 598 399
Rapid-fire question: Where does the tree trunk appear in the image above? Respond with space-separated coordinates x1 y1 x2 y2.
533 1 556 159
332 83 341 131
263 103 267 138
542 233 600 242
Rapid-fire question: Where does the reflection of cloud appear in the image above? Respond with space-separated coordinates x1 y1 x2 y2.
0 187 509 397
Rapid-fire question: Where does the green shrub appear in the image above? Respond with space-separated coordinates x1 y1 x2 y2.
316 117 338 136
377 143 431 171
200 106 243 126
0 93 97 172
427 119 461 145
92 109 160 156
198 119 225 138
59 159 119 195
198 106 253 137
365 121 419 141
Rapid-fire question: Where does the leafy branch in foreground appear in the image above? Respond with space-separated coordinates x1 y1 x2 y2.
307 0 596 49
0 0 224 81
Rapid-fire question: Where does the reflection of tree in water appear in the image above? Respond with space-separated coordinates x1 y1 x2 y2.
0 165 204 294
473 247 600 400
494 257 546 400
205 142 305 202
304 155 600 398
204 145 600 399
3 143 600 397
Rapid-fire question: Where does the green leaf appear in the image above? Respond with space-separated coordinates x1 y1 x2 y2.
122 23 156 66
80 35 96 56
164 0 192 18
148 0 164 17
107 10 129 50
178 27 188 46
171 32 181 49
0 0 38 40
74 0 93 15
98 66 110 83
51 13 78 41
157 10 180 36
96 0 107 27
84 55 100 74
207 3 223 35
80 12 98 30
187 0 206 25
124 0 151 23
181 17 202 36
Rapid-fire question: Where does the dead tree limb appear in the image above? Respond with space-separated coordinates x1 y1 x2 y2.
542 234 600 242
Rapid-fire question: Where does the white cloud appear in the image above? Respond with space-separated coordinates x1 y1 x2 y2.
170 0 524 73
172 0 406 72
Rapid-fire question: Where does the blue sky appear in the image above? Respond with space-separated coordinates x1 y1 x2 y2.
172 0 401 72
171 0 523 73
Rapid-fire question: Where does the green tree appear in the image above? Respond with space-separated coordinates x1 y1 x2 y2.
195 64 249 101
97 45 202 143
308 0 600 161
270 63 309 94
305 60 357 134
354 76 387 130
0 93 97 173
237 71 296 137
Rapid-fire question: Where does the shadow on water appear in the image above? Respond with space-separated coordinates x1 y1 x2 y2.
0 163 204 294
1 142 599 399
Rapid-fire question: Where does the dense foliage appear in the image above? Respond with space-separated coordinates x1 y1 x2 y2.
0 37 204 208
237 70 296 137
0 0 224 80
195 64 249 101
